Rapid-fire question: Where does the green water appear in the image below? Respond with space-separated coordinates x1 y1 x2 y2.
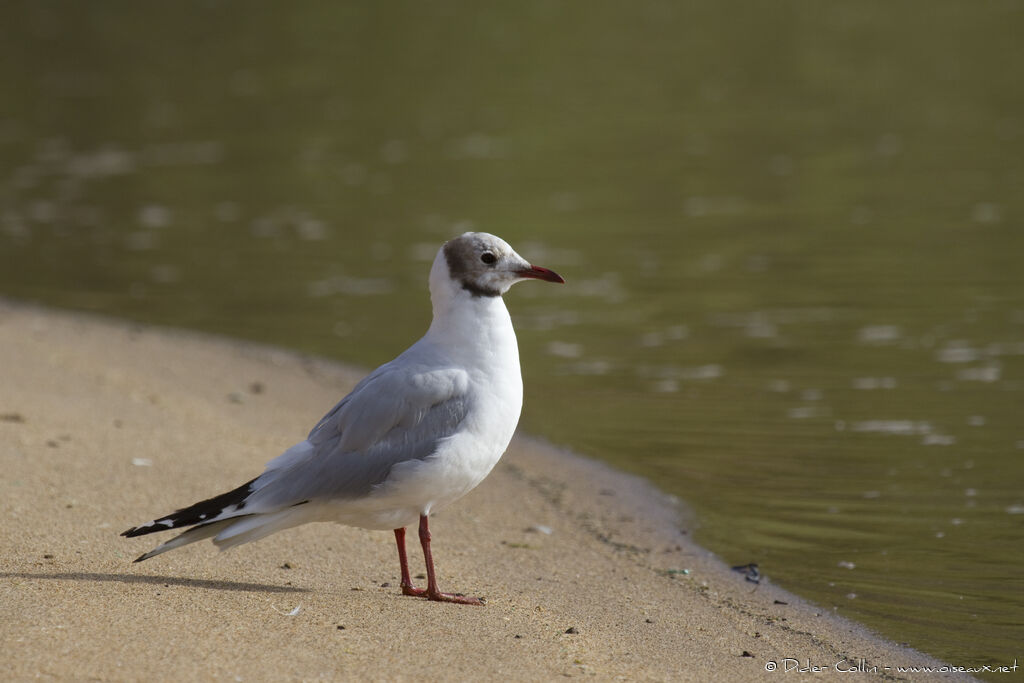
2 1 1022 671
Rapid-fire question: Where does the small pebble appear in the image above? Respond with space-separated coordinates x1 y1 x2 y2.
337 625 346 630
280 562 293 569
645 618 654 624
741 651 754 658
565 627 579 634
380 582 391 588
774 600 788 605
0 413 26 423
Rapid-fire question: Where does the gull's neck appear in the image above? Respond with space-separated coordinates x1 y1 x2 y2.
424 281 519 371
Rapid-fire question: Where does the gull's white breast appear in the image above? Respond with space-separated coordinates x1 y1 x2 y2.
324 294 523 530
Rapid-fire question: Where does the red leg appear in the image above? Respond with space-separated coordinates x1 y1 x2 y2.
393 527 425 596
417 514 483 605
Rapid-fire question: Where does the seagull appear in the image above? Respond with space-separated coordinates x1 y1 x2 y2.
122 232 564 605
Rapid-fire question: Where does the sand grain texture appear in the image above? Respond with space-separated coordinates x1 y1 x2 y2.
0 301 972 682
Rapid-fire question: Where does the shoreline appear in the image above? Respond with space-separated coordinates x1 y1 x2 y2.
0 299 975 681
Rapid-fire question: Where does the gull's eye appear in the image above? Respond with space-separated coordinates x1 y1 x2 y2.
480 252 497 265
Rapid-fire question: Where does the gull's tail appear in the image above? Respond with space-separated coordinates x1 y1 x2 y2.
121 478 309 562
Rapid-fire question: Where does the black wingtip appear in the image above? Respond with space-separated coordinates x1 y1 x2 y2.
133 553 147 563
123 478 258 539
122 524 163 538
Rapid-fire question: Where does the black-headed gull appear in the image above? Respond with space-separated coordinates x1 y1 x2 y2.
123 232 564 605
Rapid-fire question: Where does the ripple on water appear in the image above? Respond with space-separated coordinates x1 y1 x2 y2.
850 420 932 435
138 205 171 229
546 341 582 359
857 324 902 344
852 377 897 389
562 360 611 376
956 365 1001 382
936 341 981 363
66 146 136 178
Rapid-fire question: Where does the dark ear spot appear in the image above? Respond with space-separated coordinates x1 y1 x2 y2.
443 237 501 297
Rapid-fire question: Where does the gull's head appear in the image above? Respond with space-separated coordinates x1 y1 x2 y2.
431 232 564 300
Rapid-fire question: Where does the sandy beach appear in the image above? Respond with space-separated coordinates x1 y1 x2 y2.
0 299 976 682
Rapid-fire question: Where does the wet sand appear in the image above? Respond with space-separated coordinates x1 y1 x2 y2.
0 300 975 681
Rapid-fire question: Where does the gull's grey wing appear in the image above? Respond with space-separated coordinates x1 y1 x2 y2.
243 363 471 508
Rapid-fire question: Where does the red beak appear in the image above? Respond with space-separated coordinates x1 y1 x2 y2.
517 265 565 284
